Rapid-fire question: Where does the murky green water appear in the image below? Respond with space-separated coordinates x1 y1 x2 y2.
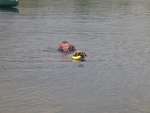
0 0 150 113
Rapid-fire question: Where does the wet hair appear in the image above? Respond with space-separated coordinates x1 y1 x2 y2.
62 41 69 43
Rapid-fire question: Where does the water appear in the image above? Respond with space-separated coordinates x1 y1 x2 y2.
0 0 150 113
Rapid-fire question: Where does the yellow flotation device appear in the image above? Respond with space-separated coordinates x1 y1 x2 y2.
72 55 82 60
71 51 87 61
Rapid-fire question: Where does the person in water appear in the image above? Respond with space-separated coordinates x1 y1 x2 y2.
58 41 76 53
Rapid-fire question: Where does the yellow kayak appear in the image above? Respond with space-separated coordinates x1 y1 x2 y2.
72 55 82 61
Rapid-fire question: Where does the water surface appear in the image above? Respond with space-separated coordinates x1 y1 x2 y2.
0 0 150 113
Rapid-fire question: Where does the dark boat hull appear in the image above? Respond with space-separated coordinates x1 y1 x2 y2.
0 0 18 7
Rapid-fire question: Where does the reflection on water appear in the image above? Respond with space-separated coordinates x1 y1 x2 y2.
1 0 150 113
0 7 19 13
